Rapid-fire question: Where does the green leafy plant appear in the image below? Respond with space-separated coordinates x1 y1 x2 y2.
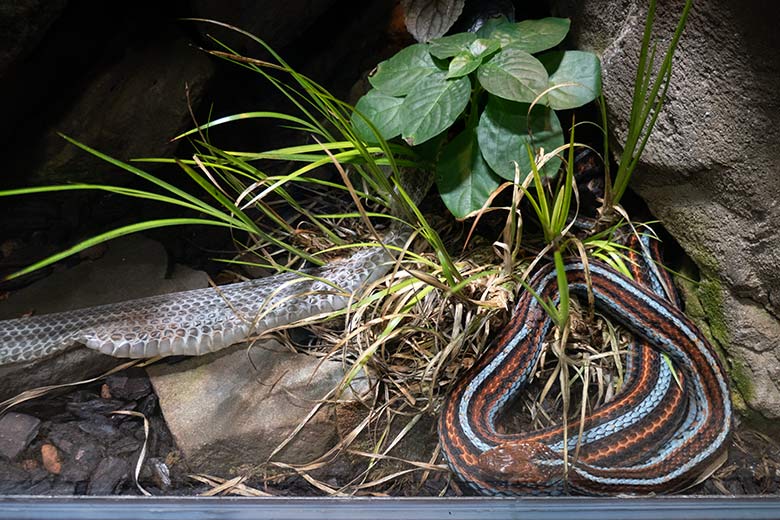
351 17 601 219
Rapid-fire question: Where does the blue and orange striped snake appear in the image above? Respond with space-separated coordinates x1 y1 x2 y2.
439 235 732 495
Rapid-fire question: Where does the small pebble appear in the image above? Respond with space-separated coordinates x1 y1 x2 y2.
20 459 39 471
148 457 171 490
41 444 62 475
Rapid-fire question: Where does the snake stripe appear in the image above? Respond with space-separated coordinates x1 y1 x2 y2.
439 237 731 495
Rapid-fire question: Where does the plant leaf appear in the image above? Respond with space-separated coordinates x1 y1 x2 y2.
399 74 471 146
477 46 548 103
447 51 482 78
402 0 466 42
491 18 571 53
446 39 501 79
428 32 477 59
539 50 602 110
476 95 563 179
469 38 501 59
369 44 441 96
436 128 501 218
351 89 405 143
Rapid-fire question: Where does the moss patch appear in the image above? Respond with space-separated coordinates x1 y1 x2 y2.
728 356 755 405
696 277 731 349
677 266 755 412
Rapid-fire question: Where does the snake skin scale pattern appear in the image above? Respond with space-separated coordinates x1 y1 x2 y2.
0 235 402 365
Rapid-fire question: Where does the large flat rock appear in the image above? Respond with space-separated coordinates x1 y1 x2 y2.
147 339 370 477
147 340 367 477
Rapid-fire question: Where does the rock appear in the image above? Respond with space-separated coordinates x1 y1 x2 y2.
0 235 209 401
76 417 122 440
108 437 143 458
66 399 127 420
60 443 103 483
45 421 107 482
189 1 338 56
0 412 40 460
8 34 214 186
0 459 28 487
551 0 780 421
105 369 152 402
0 0 68 76
147 339 370 477
0 459 28 481
87 456 127 495
148 457 171 490
25 478 76 496
40 444 61 475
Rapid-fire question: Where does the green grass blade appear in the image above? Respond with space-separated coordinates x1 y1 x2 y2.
5 218 235 281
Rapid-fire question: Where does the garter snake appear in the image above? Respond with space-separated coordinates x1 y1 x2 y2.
439 234 732 494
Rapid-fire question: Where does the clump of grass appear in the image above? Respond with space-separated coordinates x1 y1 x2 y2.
601 0 693 213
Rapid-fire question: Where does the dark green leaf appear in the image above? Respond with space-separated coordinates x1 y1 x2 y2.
491 18 571 53
538 50 602 110
402 0 466 42
436 128 501 218
351 89 405 143
476 96 563 179
399 74 471 146
476 47 548 103
429 32 477 59
369 44 441 96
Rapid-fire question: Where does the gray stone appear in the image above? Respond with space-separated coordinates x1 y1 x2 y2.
551 0 780 420
147 457 171 490
87 456 127 495
17 34 214 185
59 443 102 483
0 459 28 485
0 413 40 460
0 235 208 401
147 339 370 477
105 370 152 401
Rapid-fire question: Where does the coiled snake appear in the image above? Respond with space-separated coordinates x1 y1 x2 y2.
439 235 731 494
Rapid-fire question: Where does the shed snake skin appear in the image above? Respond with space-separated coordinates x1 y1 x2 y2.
0 233 405 364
